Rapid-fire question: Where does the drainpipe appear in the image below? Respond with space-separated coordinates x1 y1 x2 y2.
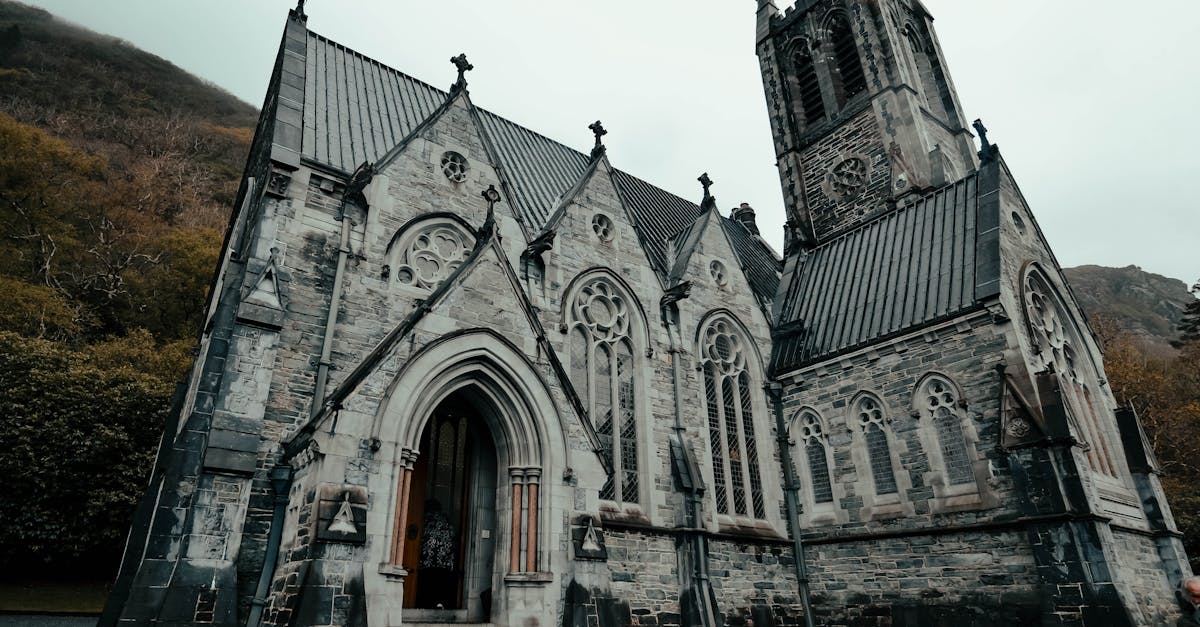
312 163 374 417
247 464 293 627
661 283 717 627
768 382 816 627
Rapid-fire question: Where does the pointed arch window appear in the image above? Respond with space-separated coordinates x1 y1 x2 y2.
386 216 475 292
916 375 974 486
853 394 898 496
1023 269 1123 483
795 410 834 505
829 14 868 103
569 276 640 504
700 316 766 519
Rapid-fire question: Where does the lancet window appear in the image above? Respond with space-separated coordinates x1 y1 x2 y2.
568 276 640 504
915 375 974 486
387 216 474 292
853 394 898 496
795 410 834 505
700 315 767 519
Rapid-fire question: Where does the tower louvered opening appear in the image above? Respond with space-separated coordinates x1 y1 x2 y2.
830 15 867 101
794 51 825 125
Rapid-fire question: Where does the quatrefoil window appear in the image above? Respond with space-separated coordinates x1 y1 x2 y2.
709 260 728 286
441 151 469 183
826 156 868 200
592 214 614 242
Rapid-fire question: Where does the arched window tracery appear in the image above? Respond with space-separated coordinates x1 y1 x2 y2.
386 216 474 292
568 275 641 504
915 375 974 486
700 315 767 519
795 410 834 505
1023 268 1121 482
853 394 898 496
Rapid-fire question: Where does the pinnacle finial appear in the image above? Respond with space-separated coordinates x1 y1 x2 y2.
698 172 713 199
973 118 996 161
295 0 307 17
588 120 607 158
451 53 474 88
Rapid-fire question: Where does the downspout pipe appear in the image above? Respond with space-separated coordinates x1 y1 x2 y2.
661 283 717 627
768 381 816 627
312 162 374 417
247 464 293 627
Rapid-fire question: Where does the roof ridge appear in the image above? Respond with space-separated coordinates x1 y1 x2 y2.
304 26 705 219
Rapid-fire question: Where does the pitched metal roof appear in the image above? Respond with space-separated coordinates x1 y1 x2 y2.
296 29 780 297
720 217 781 309
772 174 985 372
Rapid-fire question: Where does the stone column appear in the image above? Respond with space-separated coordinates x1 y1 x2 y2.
524 468 540 573
390 448 418 566
509 468 525 573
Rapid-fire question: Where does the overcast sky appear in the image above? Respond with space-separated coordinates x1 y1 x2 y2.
20 0 1199 285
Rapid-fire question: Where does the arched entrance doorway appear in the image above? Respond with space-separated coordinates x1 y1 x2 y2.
400 392 498 622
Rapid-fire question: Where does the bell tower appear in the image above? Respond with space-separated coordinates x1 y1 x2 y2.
757 0 978 251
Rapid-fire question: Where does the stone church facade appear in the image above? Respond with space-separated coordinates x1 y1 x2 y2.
102 1 1188 626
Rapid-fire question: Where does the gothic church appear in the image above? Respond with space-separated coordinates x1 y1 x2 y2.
102 1 1189 626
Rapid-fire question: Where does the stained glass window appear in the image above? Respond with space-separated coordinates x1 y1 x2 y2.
700 315 766 518
567 276 640 504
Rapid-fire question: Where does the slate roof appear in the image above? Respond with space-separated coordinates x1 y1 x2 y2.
772 173 987 372
296 30 781 305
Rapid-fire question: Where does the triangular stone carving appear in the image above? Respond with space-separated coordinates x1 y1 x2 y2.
327 494 357 535
581 519 601 553
246 267 282 310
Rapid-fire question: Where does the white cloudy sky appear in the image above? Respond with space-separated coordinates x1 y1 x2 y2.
20 0 1199 284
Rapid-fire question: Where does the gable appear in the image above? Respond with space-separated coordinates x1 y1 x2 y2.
293 28 779 291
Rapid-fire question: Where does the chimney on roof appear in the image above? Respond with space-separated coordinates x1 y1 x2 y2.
731 203 759 235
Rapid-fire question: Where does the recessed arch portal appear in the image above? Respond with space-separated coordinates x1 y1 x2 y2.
373 329 572 616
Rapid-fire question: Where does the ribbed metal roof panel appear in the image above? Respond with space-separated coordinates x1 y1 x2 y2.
774 174 980 371
609 170 705 274
720 218 782 307
299 29 780 296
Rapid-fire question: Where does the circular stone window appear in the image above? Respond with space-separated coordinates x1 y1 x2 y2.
440 151 469 183
824 155 869 200
591 214 614 242
709 260 728 286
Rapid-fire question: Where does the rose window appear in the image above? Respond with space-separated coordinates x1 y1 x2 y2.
441 151 469 183
573 280 629 342
703 320 746 375
828 156 868 198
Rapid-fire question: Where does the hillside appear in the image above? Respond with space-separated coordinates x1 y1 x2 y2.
0 0 256 592
1064 264 1195 355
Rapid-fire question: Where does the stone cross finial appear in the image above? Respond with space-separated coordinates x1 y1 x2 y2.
451 53 474 87
588 120 607 157
973 118 995 160
698 172 713 199
481 184 502 207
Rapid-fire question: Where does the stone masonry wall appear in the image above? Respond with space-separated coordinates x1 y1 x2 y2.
1108 530 1177 625
799 108 891 241
708 538 804 627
